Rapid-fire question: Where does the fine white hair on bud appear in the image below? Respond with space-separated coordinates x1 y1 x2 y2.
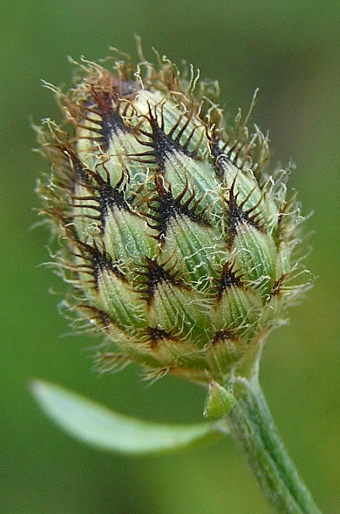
36 48 311 386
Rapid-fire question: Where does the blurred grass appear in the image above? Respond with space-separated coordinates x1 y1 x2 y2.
1 1 339 513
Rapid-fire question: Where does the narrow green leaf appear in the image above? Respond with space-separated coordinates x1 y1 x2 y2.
31 380 225 455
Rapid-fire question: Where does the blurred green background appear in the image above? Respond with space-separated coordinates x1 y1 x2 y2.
1 1 339 513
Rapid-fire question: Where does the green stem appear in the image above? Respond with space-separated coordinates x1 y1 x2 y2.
227 376 321 514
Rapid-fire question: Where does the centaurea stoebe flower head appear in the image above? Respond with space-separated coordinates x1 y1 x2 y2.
37 48 309 393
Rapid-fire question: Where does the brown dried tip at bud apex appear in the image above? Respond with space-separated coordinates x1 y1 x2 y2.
36 48 311 387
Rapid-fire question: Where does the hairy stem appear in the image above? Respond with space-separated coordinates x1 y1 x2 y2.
227 376 321 513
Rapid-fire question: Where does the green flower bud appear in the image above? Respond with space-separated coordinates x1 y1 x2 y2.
37 49 310 387
203 381 236 419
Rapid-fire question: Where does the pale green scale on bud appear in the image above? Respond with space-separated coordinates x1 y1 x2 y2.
37 50 310 388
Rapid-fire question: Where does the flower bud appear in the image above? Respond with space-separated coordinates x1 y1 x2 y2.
37 49 310 386
203 381 236 419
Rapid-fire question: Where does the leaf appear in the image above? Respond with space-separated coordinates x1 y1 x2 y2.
31 380 226 455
